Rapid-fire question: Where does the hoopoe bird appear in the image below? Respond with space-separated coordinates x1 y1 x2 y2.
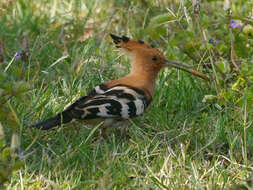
31 34 209 130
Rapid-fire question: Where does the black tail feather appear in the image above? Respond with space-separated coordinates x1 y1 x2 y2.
31 115 61 130
31 110 74 130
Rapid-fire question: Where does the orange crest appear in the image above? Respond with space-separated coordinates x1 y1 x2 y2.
110 34 167 74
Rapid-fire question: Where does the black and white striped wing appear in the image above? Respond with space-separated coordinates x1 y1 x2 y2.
72 84 151 120
31 84 151 130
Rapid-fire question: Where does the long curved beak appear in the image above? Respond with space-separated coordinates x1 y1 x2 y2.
164 60 210 81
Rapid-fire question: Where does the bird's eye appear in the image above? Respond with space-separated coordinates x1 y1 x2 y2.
152 56 157 61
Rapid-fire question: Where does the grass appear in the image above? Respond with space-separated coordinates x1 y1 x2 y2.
0 0 253 189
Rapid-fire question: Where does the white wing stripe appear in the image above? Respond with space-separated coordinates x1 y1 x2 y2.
96 103 113 117
134 99 145 115
95 85 106 94
120 103 130 118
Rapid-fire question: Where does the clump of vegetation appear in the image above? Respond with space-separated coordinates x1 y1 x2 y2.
0 0 252 189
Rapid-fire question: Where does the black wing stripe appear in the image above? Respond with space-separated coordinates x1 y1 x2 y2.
127 102 137 117
99 84 108 91
69 108 84 119
103 89 136 100
109 84 151 106
80 99 123 119
85 107 100 119
74 84 150 120
82 99 122 108
113 84 146 96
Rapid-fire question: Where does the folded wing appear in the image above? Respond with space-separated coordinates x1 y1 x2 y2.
31 84 151 130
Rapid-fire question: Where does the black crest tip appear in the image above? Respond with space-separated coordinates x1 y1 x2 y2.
122 36 129 42
110 34 122 44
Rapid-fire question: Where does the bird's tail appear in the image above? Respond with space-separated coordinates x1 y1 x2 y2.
30 109 73 130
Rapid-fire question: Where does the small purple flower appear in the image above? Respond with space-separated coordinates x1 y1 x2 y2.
19 151 24 160
15 52 22 60
230 19 242 29
208 38 220 47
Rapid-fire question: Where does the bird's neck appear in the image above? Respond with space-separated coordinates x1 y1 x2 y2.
128 72 158 96
106 58 162 96
106 70 159 97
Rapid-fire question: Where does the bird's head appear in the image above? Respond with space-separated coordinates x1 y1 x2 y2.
110 34 167 74
110 34 210 81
